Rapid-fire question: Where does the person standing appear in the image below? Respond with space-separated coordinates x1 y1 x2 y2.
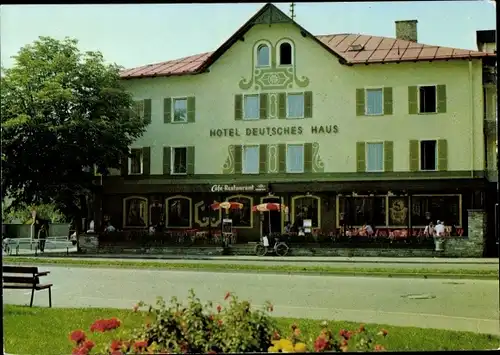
38 224 48 253
434 220 445 237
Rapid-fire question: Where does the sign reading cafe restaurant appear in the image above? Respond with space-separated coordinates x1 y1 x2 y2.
210 184 268 193
209 125 339 138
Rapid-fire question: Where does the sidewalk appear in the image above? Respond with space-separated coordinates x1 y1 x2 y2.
14 253 498 265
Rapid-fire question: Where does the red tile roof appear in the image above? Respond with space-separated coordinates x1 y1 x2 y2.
120 34 496 79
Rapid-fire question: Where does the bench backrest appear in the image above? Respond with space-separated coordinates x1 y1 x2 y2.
3 266 40 285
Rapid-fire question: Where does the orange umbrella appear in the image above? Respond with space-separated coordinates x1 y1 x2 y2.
252 203 285 212
211 201 244 210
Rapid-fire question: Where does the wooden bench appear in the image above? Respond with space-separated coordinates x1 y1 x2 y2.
2 265 53 307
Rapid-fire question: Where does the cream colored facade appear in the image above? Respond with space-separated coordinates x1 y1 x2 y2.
117 23 486 177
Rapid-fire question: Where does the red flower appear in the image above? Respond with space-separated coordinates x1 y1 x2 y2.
82 340 95 350
375 344 386 352
358 324 366 333
378 329 388 337
224 292 231 300
272 331 280 340
217 319 223 326
110 340 123 351
133 340 148 350
90 318 121 332
339 329 352 340
314 336 328 352
216 304 222 313
70 330 86 344
209 314 214 321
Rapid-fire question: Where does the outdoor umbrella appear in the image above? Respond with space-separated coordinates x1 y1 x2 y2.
210 201 244 211
252 203 287 235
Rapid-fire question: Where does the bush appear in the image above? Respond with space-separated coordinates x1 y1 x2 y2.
68 290 388 354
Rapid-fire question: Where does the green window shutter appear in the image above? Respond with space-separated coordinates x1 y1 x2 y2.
356 142 365 172
304 143 313 173
383 87 393 115
142 147 151 175
409 140 419 172
163 146 171 175
278 144 286 173
384 141 394 172
437 85 447 113
121 152 129 176
234 145 242 174
304 91 313 118
234 95 243 121
163 98 172 124
408 86 418 114
143 99 152 124
187 97 196 123
278 93 286 119
356 89 365 116
187 146 195 174
259 93 268 120
259 144 267 174
438 139 448 171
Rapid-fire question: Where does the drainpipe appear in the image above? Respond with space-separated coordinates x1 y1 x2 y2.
469 60 474 177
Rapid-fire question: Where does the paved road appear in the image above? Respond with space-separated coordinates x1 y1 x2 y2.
28 255 500 271
3 266 499 335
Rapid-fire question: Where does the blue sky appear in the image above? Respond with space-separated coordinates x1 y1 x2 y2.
1 2 496 69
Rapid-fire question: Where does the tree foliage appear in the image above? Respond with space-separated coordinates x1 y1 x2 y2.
2 201 66 224
1 36 147 221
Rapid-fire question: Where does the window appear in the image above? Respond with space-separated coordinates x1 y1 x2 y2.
366 143 384 172
173 98 188 122
242 146 259 174
419 86 437 113
123 197 148 228
256 44 270 67
166 196 192 228
226 195 252 228
365 89 383 115
279 42 293 65
292 196 320 228
286 144 304 173
411 195 461 227
339 196 386 226
420 140 437 171
244 95 260 120
132 101 145 120
172 147 187 174
287 93 304 118
130 148 143 174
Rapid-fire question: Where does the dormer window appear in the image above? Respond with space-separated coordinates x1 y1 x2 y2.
256 44 270 67
279 42 293 65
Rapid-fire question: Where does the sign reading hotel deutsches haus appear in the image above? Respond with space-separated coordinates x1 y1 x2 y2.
210 184 268 193
209 125 339 138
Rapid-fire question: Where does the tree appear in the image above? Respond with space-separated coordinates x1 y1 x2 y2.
1 36 147 232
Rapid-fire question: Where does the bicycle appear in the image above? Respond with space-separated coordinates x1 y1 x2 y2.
255 235 289 256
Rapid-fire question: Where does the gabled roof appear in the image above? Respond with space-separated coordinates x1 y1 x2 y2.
120 3 496 80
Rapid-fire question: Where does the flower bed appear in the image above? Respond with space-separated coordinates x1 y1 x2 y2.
69 290 388 354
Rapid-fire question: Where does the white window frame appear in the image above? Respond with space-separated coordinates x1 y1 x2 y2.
255 41 272 68
171 146 188 175
417 84 438 114
171 96 188 123
364 87 384 116
365 141 385 172
128 148 143 175
243 94 260 120
286 92 305 119
276 39 294 66
242 145 260 175
286 143 305 173
419 139 438 172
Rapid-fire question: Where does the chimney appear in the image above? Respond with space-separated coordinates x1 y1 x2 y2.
395 20 418 42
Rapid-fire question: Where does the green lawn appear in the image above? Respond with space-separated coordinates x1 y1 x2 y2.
3 257 498 280
3 305 499 354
